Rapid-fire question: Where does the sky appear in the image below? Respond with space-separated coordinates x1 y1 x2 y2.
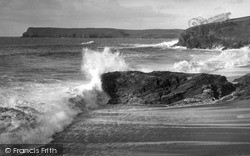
0 0 250 36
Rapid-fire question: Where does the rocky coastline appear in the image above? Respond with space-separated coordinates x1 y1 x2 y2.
175 16 250 49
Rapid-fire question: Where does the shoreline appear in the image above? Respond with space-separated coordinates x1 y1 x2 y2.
49 97 250 155
48 70 250 155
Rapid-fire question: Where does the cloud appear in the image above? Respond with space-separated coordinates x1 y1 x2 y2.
1 0 175 26
229 0 244 4
0 0 179 36
213 6 224 11
0 0 62 24
46 0 176 29
0 0 250 36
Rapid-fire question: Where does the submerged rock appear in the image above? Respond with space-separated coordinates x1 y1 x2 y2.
101 71 235 105
176 16 250 49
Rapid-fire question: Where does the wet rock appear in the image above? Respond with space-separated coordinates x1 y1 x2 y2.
233 73 250 99
234 73 250 86
101 71 235 105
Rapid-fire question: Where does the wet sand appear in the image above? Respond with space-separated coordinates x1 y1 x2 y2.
51 100 250 156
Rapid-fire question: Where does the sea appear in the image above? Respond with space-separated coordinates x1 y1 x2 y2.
0 37 250 144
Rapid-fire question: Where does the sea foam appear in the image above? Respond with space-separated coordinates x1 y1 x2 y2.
173 46 250 73
81 41 94 45
0 83 78 144
0 47 129 144
71 47 129 108
122 40 185 49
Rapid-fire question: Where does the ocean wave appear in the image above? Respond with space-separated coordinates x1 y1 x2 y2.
71 47 129 108
0 47 129 144
191 45 224 52
81 41 94 45
0 83 78 144
0 50 81 58
121 40 186 50
173 46 250 73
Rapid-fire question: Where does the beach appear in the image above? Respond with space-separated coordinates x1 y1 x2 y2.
50 99 250 156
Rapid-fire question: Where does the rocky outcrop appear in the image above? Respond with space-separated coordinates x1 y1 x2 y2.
101 71 235 105
22 27 183 39
233 73 250 99
176 16 250 49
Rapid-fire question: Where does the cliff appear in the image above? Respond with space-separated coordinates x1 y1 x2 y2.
101 71 235 105
176 16 250 49
22 27 183 38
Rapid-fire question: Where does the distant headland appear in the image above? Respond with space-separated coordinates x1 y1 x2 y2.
22 27 183 39
22 16 250 49
176 16 250 49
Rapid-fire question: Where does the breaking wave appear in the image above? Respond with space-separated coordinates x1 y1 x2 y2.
0 47 129 144
122 40 186 49
81 41 94 45
0 83 78 144
71 47 129 108
173 46 250 73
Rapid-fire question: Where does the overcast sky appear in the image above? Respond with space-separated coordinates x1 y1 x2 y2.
1 0 250 36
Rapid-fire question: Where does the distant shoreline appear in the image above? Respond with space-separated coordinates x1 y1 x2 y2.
176 16 250 49
22 27 183 39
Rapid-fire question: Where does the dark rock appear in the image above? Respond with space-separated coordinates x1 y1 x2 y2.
234 73 250 86
176 16 250 49
22 27 183 39
101 71 235 105
233 73 250 99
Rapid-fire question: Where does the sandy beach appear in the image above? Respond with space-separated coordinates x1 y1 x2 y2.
50 99 250 156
